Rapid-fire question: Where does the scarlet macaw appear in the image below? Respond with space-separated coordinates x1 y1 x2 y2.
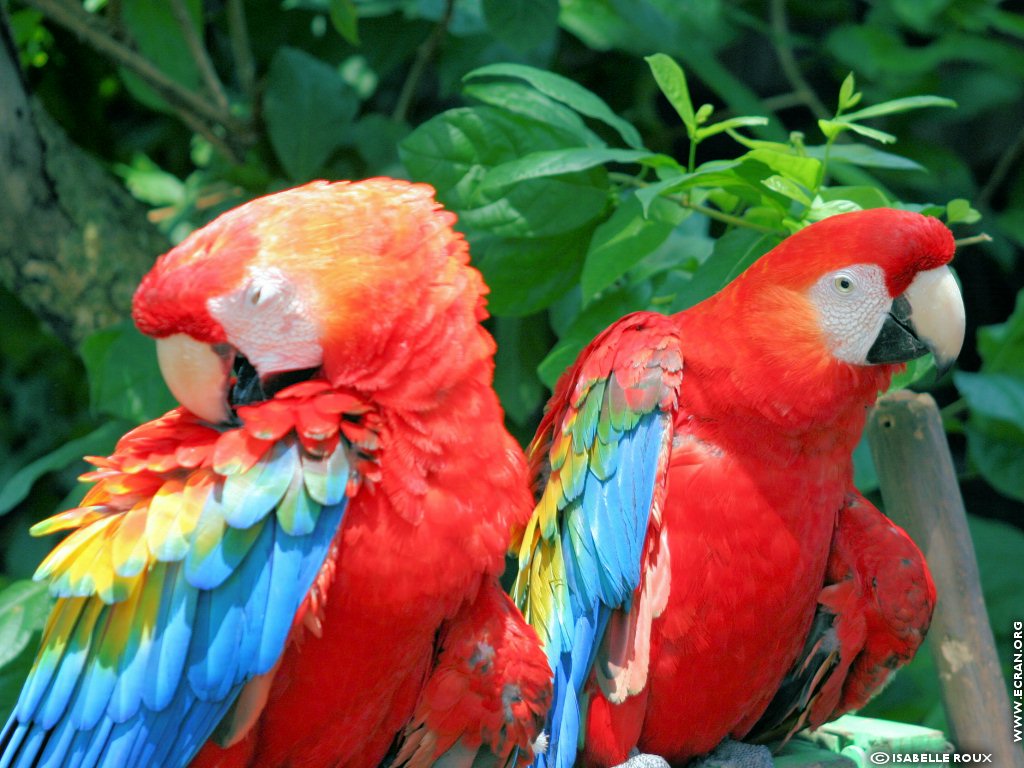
0 179 551 768
512 209 963 767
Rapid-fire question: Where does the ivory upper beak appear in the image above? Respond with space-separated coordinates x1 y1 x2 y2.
156 334 234 424
903 266 966 376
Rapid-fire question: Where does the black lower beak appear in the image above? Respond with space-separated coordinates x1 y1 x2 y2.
229 354 321 408
866 296 930 367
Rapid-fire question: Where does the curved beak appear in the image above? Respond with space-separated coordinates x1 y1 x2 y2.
156 334 235 424
866 266 965 376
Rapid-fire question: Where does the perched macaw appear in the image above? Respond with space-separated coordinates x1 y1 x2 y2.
0 179 551 768
512 209 965 767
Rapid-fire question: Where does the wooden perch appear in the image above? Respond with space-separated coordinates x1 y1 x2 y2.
867 390 1023 768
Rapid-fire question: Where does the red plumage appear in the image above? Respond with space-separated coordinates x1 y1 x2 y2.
515 209 958 767
750 493 936 744
131 179 551 767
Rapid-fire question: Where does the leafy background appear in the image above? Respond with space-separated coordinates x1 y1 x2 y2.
1 0 1023 745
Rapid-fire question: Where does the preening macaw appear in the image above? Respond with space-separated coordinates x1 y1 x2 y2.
512 209 964 767
0 179 551 768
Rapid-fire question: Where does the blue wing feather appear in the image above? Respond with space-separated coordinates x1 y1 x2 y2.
516 312 683 768
0 419 359 768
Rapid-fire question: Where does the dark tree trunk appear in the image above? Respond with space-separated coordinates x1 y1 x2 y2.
0 5 166 349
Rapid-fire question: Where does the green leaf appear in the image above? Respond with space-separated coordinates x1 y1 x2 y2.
888 355 937 391
0 422 125 517
481 0 559 52
744 148 822 191
400 106 610 238
694 115 769 142
761 175 811 206
580 193 680 301
818 185 893 210
828 120 898 145
0 580 50 670
538 282 654 388
962 415 1024 502
463 82 605 147
954 293 1024 501
837 72 859 112
645 53 696 137
464 64 644 149
263 47 359 181
115 154 186 207
954 372 1024 427
629 230 713 286
669 228 780 311
353 114 407 172
804 197 861 223
118 0 202 112
479 227 596 316
493 314 552 428
841 95 957 121
329 0 360 44
80 321 177 424
0 580 50 722
965 515 1024 638
632 160 745 215
946 198 982 225
804 143 924 171
976 291 1024 374
481 148 660 191
818 119 844 142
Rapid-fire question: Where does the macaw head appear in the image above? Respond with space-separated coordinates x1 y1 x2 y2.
725 208 965 380
133 178 487 424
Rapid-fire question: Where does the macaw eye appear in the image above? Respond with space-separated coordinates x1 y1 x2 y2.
246 280 278 306
832 274 855 295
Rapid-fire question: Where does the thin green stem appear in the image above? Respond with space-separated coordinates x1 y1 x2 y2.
687 136 697 174
813 135 835 195
392 0 455 123
978 123 1024 208
609 172 784 234
680 199 780 233
608 172 646 188
941 398 968 420
769 0 829 121
954 233 993 248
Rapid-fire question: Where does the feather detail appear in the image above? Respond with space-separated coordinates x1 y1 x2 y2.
394 585 551 768
2 383 381 768
750 493 936 746
512 312 683 768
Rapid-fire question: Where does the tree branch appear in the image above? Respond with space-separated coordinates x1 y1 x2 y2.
226 0 256 102
392 0 455 124
169 0 230 113
23 0 250 145
977 123 1024 209
769 0 829 121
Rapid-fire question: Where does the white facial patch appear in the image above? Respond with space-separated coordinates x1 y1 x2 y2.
808 263 891 365
207 266 323 376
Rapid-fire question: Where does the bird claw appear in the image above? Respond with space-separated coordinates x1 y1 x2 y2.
690 739 774 768
612 751 672 768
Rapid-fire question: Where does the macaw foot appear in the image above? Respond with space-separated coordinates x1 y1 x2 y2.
612 751 672 768
690 739 774 768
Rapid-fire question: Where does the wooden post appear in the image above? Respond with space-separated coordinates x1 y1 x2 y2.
866 390 1023 768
